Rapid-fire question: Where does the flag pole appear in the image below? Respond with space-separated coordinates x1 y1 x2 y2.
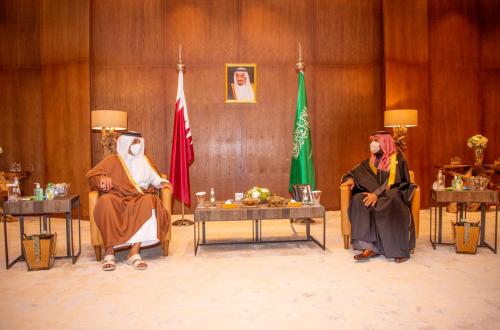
172 44 194 226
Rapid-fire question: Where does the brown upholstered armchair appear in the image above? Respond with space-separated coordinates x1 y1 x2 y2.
340 171 420 249
88 179 172 261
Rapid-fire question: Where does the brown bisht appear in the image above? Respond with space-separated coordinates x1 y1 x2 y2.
86 155 170 248
343 153 416 258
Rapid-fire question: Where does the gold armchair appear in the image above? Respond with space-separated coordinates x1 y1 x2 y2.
340 171 420 249
89 179 172 261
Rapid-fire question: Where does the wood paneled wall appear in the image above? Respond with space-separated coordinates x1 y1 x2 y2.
0 0 90 217
384 0 499 208
0 0 44 190
2 0 499 216
383 0 431 204
91 0 384 213
40 0 91 217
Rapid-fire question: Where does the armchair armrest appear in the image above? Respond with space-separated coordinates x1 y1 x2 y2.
340 185 352 244
88 190 103 248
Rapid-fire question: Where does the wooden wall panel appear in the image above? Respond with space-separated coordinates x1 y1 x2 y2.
479 1 500 163
91 0 384 213
41 0 91 217
91 66 170 170
383 0 431 206
0 0 44 192
312 66 383 209
165 0 238 64
429 0 483 168
313 0 382 65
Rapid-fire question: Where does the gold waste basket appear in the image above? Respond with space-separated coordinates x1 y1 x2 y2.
22 234 57 271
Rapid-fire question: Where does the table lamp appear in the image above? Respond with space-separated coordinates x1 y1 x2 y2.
384 109 418 152
91 110 127 156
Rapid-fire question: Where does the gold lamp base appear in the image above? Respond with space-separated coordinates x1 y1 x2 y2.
392 125 408 153
100 128 120 157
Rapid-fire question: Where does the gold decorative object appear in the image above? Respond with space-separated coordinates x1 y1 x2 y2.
296 42 305 73
470 176 489 191
241 197 260 207
450 156 462 165
467 134 488 166
91 110 128 157
176 44 185 73
266 195 289 207
384 109 418 153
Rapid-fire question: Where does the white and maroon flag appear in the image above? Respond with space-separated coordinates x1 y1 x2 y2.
169 70 194 206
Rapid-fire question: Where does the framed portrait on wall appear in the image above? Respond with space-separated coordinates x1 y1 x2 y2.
225 63 257 103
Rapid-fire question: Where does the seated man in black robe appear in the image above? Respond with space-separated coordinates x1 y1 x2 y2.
341 132 415 263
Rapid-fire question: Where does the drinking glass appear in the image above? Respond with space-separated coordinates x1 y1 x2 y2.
312 190 322 205
196 192 206 208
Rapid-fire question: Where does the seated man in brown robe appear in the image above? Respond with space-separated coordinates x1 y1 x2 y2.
341 132 415 263
86 132 170 271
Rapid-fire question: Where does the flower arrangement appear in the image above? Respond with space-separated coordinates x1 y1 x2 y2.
245 187 271 203
467 134 488 149
467 134 488 166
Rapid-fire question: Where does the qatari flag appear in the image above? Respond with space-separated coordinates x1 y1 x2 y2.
169 70 194 206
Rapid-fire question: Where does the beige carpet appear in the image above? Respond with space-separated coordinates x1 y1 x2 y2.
1 209 499 330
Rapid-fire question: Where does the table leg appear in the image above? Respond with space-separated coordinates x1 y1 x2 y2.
20 216 25 242
495 203 498 254
65 212 71 257
323 213 326 250
306 218 311 240
480 203 486 246
4 213 9 268
438 205 443 244
42 215 48 233
77 203 81 260
202 221 206 244
260 220 263 242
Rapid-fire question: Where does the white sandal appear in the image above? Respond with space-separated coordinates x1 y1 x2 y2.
127 254 148 270
102 254 116 271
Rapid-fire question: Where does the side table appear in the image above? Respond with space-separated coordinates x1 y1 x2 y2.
3 195 81 269
430 189 498 253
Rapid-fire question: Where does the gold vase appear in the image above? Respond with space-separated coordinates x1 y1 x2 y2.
474 148 484 166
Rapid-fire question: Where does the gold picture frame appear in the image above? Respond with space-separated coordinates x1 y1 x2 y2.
225 63 257 103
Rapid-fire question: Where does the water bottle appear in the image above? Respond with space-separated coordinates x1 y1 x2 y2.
209 188 216 208
437 170 445 190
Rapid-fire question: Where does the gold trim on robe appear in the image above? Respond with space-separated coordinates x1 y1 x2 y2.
116 155 144 195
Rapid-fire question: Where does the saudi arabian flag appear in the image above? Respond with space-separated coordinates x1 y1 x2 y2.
289 70 316 192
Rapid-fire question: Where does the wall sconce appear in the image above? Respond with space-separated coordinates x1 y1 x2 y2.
91 110 128 156
384 109 418 152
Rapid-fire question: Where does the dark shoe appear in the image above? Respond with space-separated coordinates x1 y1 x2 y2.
394 257 409 263
354 249 379 261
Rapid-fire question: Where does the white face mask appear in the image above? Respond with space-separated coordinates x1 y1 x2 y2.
370 141 381 154
129 143 141 156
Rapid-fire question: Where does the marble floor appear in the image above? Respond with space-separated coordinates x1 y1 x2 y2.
0 209 499 330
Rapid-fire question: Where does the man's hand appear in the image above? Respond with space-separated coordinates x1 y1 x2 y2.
160 181 171 190
362 192 378 207
341 178 355 190
99 176 113 192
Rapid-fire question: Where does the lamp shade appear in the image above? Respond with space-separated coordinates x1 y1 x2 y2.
384 109 418 127
91 110 127 130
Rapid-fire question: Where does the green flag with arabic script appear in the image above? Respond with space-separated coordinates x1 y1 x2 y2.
289 71 316 192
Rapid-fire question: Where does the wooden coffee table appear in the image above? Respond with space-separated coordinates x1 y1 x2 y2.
193 203 326 255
